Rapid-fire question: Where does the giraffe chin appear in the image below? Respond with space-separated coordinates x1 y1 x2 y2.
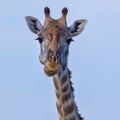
44 66 58 76
44 61 60 76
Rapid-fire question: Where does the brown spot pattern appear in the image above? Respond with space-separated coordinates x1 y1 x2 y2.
56 92 61 100
63 102 75 116
61 91 71 103
58 70 61 78
62 63 66 71
69 116 76 120
62 84 69 93
56 102 63 118
61 74 67 86
54 78 59 91
54 70 83 120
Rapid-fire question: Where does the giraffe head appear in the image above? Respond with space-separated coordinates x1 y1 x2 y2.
25 7 87 76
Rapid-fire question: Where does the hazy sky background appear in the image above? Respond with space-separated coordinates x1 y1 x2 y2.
0 0 120 120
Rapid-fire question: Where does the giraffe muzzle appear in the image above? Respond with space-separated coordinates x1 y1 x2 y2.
44 59 60 76
44 51 61 76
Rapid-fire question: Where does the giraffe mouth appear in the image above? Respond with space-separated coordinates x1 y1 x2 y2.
44 61 60 76
44 66 58 76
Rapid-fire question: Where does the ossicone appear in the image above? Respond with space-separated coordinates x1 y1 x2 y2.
62 7 68 16
44 7 50 17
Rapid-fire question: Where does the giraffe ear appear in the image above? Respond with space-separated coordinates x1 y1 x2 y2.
25 16 43 34
68 19 88 36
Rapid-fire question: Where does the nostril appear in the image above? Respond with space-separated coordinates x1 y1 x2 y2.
48 51 60 63
56 54 60 61
48 52 54 61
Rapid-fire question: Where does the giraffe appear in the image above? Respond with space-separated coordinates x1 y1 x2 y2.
25 7 87 120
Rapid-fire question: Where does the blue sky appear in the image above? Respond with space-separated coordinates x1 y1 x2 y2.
0 0 120 120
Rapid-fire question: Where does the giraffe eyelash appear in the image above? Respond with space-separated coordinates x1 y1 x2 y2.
66 39 74 45
35 37 43 44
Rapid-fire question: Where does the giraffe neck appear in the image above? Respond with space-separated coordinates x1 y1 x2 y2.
53 66 83 120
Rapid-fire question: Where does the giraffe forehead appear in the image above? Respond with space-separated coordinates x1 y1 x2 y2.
45 24 70 42
48 25 60 39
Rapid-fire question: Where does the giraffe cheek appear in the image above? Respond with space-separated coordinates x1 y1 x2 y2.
39 52 48 65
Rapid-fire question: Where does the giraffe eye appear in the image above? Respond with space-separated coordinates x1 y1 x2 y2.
35 37 43 44
66 38 74 45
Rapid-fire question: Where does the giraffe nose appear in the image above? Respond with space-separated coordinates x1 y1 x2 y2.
48 51 60 63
